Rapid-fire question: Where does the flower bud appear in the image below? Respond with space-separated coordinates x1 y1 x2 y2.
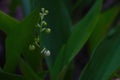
45 10 49 15
42 21 47 26
45 28 51 34
41 8 45 12
29 44 35 51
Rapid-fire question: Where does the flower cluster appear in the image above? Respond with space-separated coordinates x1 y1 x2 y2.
29 8 51 56
41 48 51 56
38 8 51 33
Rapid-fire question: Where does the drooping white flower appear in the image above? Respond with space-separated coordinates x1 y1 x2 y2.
41 48 51 56
44 50 51 56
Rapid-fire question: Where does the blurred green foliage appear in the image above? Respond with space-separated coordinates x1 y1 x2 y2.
0 0 120 80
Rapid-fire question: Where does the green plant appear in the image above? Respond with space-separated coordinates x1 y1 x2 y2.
0 0 120 80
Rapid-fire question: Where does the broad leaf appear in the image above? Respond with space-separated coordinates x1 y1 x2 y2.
0 11 19 34
3 8 40 73
64 0 102 67
52 0 102 79
88 5 120 53
0 69 24 80
19 59 40 80
80 25 120 80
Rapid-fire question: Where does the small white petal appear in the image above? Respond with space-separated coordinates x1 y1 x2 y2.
41 48 46 53
42 28 46 31
44 50 50 56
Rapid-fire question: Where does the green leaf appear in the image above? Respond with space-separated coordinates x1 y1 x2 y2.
51 45 66 79
52 0 102 79
79 25 120 80
3 8 40 73
22 47 42 73
72 0 95 12
64 0 102 67
88 5 120 53
0 11 19 34
20 8 41 72
19 59 40 80
63 62 74 80
38 0 72 70
0 69 24 80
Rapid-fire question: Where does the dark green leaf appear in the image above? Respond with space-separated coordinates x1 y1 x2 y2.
0 69 24 80
80 25 120 80
19 59 40 80
3 8 40 73
72 0 95 12
64 0 102 67
88 5 120 53
22 47 42 73
0 11 19 34
52 0 102 79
